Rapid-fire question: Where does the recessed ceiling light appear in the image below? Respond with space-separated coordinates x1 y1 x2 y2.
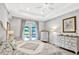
26 8 30 11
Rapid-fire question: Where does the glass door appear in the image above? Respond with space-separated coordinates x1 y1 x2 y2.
22 21 38 41
31 22 38 40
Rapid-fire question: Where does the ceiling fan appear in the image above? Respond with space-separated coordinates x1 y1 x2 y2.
35 3 54 10
33 3 54 15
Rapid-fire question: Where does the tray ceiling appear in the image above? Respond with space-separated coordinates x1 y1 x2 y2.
5 3 79 21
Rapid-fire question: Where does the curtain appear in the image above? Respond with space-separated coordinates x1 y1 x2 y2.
20 20 39 40
35 21 40 40
20 19 26 39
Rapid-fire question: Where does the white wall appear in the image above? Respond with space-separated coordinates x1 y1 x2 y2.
9 17 21 38
39 21 45 32
0 3 9 41
0 3 9 29
45 9 79 44
9 18 45 40
38 21 46 40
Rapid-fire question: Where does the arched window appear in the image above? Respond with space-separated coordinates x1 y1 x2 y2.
22 21 38 41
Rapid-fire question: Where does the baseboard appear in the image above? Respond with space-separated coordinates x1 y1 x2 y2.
59 47 76 54
45 43 79 54
42 41 48 43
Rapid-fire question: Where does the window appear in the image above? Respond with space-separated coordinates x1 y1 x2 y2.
22 21 38 41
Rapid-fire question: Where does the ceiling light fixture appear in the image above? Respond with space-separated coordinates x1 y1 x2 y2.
40 3 54 15
26 8 30 11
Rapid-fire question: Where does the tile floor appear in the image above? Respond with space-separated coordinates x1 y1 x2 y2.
0 40 76 55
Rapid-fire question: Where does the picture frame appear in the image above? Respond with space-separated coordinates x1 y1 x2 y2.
62 16 76 33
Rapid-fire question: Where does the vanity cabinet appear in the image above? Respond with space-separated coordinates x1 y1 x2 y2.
57 34 79 54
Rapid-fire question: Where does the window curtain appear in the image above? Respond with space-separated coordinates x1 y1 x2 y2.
20 20 40 40
35 21 40 40
20 20 26 39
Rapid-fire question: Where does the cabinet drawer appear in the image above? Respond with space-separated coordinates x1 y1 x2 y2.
65 45 71 50
64 41 70 45
71 43 76 47
70 46 76 51
67 42 72 46
70 40 76 43
65 39 70 42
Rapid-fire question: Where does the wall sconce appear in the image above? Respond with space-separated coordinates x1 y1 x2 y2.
8 31 14 35
50 25 57 32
